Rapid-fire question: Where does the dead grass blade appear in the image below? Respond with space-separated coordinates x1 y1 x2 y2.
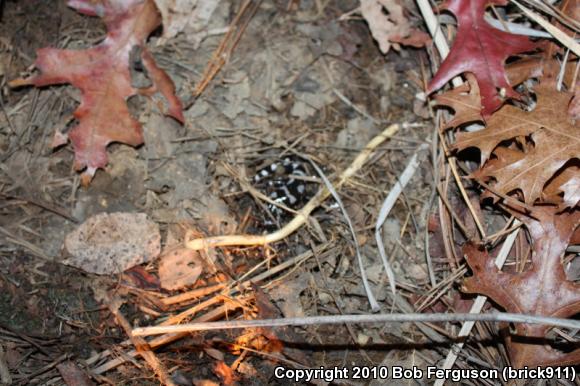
375 144 428 299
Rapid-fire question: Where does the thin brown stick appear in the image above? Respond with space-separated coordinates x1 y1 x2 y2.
104 293 176 386
437 130 486 239
92 300 244 375
190 0 260 101
161 283 227 307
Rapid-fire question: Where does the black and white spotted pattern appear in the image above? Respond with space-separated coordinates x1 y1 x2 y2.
253 157 312 225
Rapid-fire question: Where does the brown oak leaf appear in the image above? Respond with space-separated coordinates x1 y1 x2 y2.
455 84 578 206
11 0 184 185
433 74 483 129
427 0 536 117
543 165 580 209
435 58 578 208
462 206 580 367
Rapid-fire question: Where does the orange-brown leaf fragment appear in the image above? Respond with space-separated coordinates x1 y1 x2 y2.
13 0 183 185
213 361 238 386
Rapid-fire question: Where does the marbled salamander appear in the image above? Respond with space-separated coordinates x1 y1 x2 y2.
253 157 312 226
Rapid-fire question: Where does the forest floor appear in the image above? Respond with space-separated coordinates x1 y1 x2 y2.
0 0 506 385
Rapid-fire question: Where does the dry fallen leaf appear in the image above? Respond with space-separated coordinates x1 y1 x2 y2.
63 212 160 275
466 84 578 206
433 74 483 129
436 75 579 208
462 207 580 367
428 0 580 369
427 0 536 116
213 361 237 386
11 0 183 185
360 0 430 54
153 0 222 45
543 165 580 209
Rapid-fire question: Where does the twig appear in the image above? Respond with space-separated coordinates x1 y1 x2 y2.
415 0 508 379
188 0 261 104
92 302 241 375
0 226 52 260
421 2 487 238
132 309 580 336
88 245 331 374
518 0 580 32
104 293 176 386
415 0 509 377
484 15 562 38
14 353 70 384
0 192 78 223
185 123 419 250
161 283 227 307
438 131 486 239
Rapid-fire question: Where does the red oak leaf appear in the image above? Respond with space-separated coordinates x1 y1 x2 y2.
12 0 184 185
427 0 536 117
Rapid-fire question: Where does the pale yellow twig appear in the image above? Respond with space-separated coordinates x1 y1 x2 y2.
185 123 416 250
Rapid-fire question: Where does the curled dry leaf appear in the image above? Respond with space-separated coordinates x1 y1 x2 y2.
10 0 184 185
158 247 203 290
427 0 536 117
63 212 161 275
360 0 430 54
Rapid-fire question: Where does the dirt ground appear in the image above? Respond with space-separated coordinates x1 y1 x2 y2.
0 0 504 385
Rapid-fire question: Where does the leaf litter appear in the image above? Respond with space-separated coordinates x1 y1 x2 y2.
0 0 579 384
